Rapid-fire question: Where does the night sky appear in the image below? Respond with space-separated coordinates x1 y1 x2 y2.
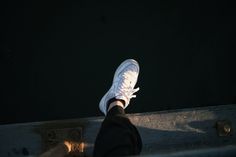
1 1 236 124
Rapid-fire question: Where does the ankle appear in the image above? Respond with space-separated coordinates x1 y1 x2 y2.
107 100 125 112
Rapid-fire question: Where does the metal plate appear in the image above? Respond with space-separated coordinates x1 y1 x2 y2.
40 127 82 151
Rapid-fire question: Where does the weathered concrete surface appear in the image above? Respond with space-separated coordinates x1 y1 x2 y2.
0 104 236 157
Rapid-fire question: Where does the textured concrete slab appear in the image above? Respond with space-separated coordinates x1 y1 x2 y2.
0 104 236 157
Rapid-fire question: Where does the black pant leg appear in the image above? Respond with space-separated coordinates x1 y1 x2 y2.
93 106 142 157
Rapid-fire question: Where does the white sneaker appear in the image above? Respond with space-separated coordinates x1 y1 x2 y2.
99 59 140 115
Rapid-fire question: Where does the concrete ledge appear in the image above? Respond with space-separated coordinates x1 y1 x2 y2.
0 104 236 157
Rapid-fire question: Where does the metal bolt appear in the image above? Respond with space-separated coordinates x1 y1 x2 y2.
223 124 231 133
216 120 233 137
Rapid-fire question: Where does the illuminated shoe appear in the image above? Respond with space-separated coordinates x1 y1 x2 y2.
99 59 140 115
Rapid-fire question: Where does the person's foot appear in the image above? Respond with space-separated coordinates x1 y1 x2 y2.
99 59 140 115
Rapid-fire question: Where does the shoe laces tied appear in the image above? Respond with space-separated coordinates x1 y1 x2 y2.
116 75 140 100
121 86 140 99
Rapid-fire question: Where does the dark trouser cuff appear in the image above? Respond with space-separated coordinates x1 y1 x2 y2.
107 97 125 111
107 106 125 117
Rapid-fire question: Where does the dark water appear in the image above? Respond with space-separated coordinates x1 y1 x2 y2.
1 1 236 124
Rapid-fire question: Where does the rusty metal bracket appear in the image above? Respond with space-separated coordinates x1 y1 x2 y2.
40 127 82 151
216 120 233 137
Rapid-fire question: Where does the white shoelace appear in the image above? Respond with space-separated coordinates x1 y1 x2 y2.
115 75 139 100
119 86 139 99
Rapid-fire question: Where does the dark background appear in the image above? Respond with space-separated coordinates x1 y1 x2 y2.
1 1 236 124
